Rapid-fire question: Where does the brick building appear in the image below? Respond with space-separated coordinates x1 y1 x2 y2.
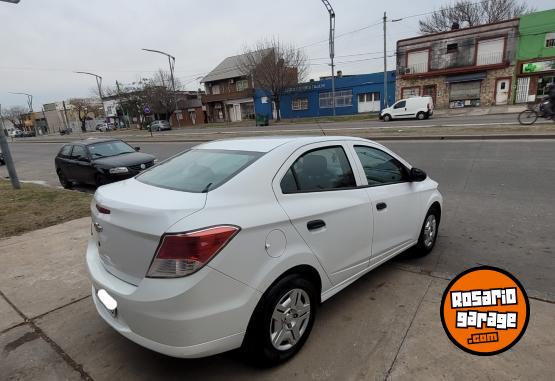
395 19 519 109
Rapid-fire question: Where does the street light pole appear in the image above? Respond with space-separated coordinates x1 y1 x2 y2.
9 92 36 135
142 48 181 128
321 0 336 116
0 104 21 189
74 71 103 100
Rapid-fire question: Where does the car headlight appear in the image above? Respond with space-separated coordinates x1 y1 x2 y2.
109 167 129 174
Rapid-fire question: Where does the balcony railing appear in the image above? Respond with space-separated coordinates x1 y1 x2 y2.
477 51 503 66
408 62 428 74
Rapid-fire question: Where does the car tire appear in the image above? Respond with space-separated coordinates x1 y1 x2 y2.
383 114 392 122
95 174 108 187
413 206 440 256
57 170 72 189
416 112 426 120
243 274 318 367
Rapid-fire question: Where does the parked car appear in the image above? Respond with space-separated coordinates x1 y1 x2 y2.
55 138 156 188
87 136 442 365
96 123 113 132
9 129 24 138
380 96 434 121
149 120 171 131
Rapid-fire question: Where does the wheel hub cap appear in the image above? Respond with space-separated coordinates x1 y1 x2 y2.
270 288 311 351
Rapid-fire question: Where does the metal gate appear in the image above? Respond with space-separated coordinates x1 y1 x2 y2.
516 77 530 103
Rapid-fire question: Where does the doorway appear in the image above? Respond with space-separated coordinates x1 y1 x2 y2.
495 78 511 105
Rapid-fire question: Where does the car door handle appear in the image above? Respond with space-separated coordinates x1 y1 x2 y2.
307 220 326 231
376 202 387 211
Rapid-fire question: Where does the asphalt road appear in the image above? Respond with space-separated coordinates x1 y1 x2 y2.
2 139 554 299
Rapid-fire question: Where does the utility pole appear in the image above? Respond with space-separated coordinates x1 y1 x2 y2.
0 104 21 189
383 12 388 108
321 0 336 116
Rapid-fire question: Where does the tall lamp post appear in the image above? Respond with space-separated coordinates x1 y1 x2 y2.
142 48 181 128
321 0 336 116
9 92 36 135
74 71 103 100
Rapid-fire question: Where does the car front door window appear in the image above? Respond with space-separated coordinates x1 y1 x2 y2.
354 146 408 186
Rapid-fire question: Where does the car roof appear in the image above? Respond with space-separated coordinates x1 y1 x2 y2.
67 138 121 146
195 136 371 153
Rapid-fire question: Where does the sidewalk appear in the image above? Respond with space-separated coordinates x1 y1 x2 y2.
1 218 554 380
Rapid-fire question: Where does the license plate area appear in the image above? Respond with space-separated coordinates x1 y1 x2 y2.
97 289 118 318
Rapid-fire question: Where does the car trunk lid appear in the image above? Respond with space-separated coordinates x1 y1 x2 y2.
92 178 206 285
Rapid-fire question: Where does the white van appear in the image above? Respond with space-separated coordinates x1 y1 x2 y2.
380 96 434 121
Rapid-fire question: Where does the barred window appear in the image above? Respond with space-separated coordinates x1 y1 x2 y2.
319 90 352 108
292 98 309 111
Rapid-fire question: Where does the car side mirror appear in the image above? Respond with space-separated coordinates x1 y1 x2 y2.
409 167 427 182
134 146 141 151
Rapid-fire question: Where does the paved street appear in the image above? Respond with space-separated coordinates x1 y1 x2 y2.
2 139 555 300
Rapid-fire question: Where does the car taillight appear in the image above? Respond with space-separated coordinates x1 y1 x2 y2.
146 225 240 278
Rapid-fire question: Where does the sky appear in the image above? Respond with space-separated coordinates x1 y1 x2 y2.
0 0 552 110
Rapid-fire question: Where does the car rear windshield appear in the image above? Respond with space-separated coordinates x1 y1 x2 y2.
88 140 135 158
136 149 263 193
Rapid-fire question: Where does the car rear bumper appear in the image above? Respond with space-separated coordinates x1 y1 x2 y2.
86 238 262 358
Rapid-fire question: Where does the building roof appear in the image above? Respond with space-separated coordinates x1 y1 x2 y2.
201 49 272 83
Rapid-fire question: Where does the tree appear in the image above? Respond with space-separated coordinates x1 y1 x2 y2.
239 38 308 121
419 0 533 34
1 106 27 129
69 99 103 132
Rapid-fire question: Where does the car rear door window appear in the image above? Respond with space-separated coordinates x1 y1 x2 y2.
281 146 356 193
137 149 262 193
354 146 408 186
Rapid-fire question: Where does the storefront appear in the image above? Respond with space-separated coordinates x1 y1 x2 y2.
515 59 555 103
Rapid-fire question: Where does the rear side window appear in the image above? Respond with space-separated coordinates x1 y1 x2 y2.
59 145 72 158
137 149 262 192
280 146 356 193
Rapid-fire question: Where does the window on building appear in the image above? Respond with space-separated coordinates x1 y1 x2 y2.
546 33 555 48
292 98 309 110
407 50 429 73
476 38 504 65
236 79 249 92
358 92 380 103
319 90 353 108
401 87 420 98
211 84 220 95
446 43 458 53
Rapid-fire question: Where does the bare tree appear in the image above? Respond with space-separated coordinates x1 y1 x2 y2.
69 99 104 132
1 106 27 129
419 0 533 34
239 38 308 121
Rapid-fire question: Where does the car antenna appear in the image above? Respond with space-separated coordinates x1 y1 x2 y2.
201 182 213 193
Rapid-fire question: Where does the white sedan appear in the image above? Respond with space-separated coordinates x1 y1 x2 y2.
87 136 442 365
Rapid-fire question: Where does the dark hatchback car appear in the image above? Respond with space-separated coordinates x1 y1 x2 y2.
55 138 156 188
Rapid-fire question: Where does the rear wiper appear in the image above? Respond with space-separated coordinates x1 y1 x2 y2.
201 182 213 193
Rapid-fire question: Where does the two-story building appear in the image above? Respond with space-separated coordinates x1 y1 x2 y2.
515 9 555 103
201 50 272 123
396 19 519 109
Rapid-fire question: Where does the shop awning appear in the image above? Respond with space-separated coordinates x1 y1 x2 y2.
446 72 487 83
